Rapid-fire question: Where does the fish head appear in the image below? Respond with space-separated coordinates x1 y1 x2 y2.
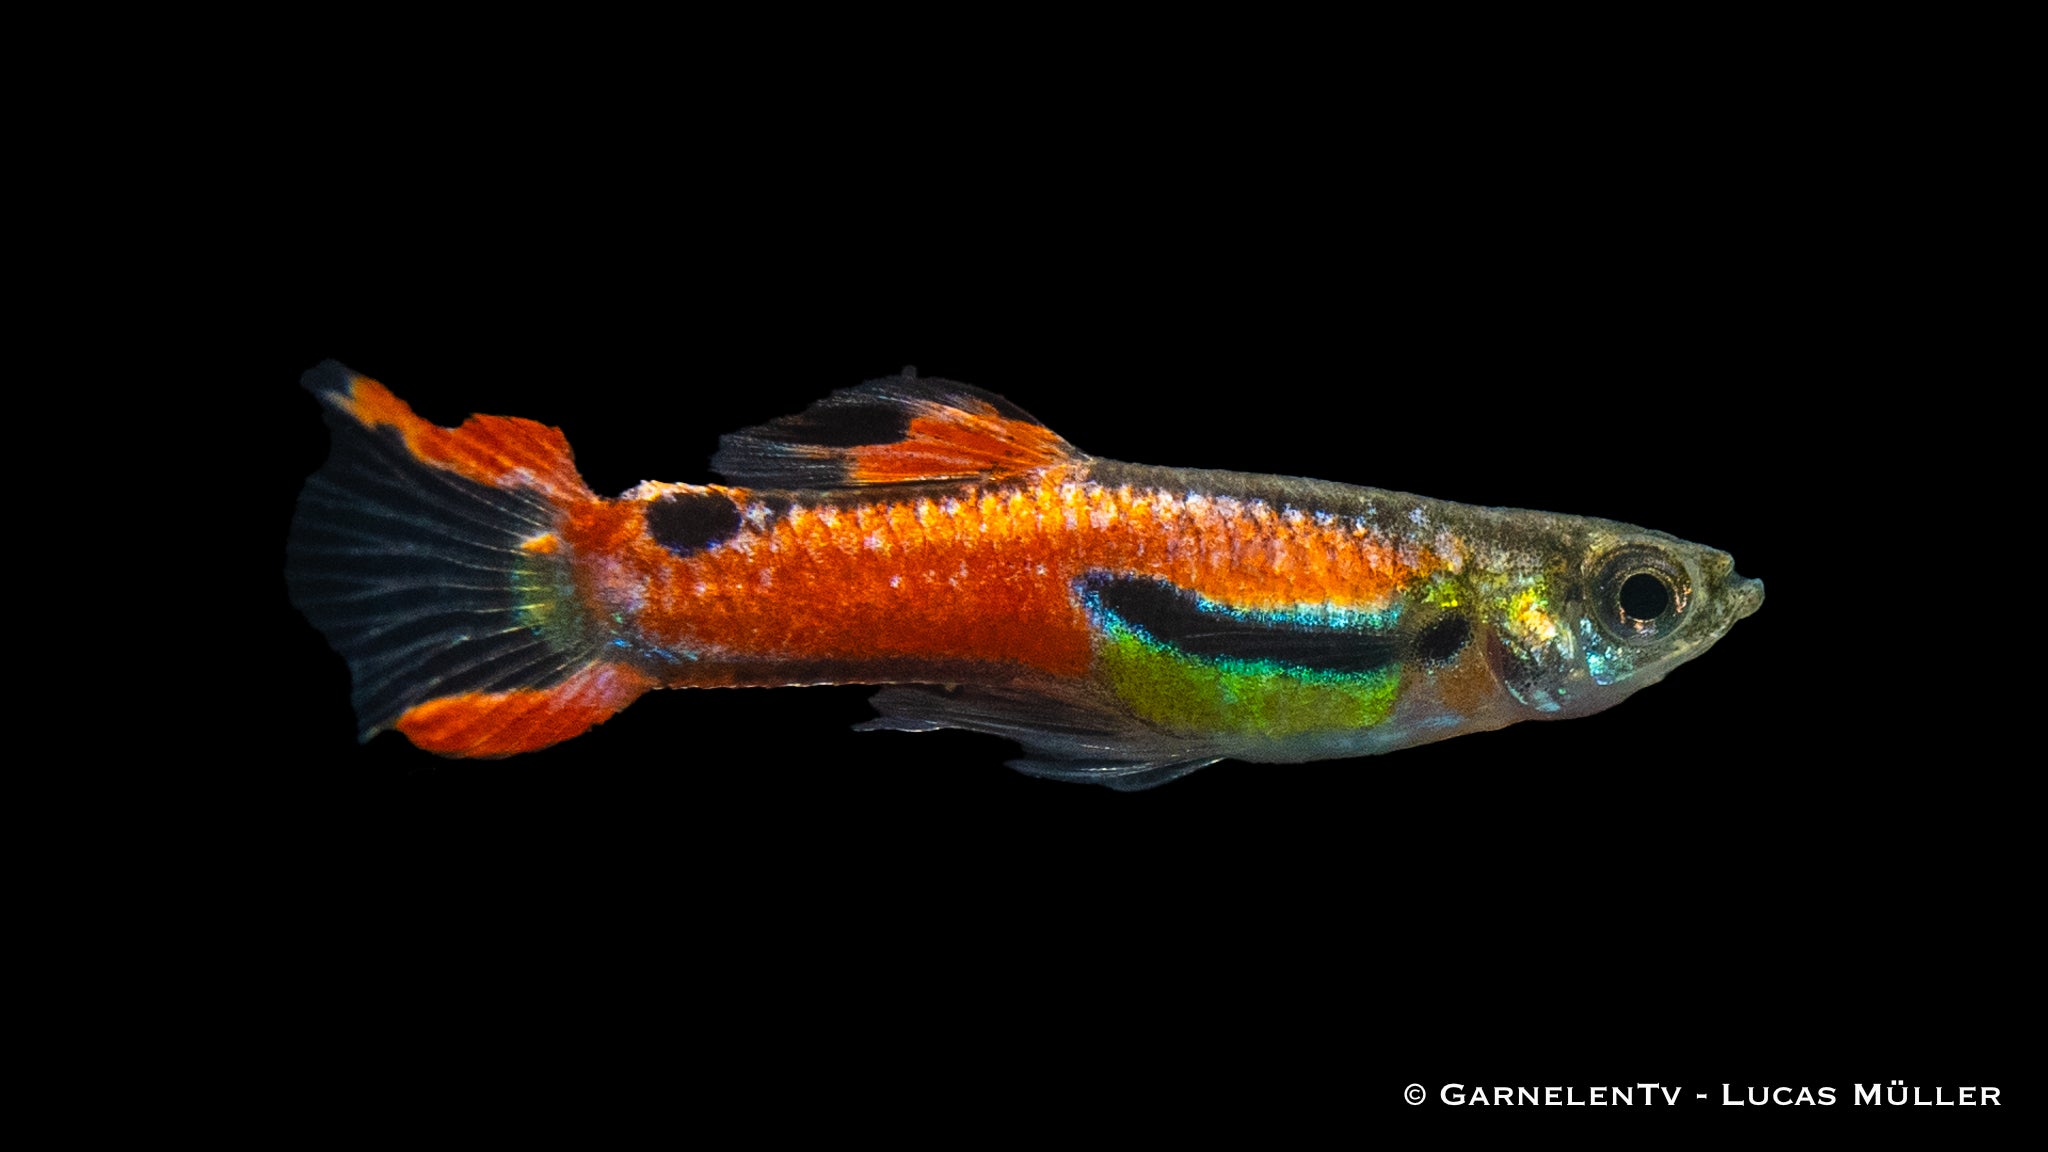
1479 520 1763 719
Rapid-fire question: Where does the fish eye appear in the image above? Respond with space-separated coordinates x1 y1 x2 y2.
1590 546 1691 646
1618 572 1669 620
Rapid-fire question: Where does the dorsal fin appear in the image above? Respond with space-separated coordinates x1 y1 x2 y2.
710 374 1085 488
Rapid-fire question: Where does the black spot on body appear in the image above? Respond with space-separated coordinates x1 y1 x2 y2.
1086 574 1401 675
646 490 744 555
1413 613 1471 666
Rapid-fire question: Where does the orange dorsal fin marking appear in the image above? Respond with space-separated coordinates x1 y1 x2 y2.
845 410 1073 484
394 663 656 757
709 372 1084 488
328 371 595 501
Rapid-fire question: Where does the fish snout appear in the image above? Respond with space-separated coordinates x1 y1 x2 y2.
1725 572 1764 621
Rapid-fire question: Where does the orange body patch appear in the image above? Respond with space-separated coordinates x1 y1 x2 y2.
617 479 1444 686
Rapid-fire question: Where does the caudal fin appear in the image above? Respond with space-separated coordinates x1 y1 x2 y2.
286 361 652 756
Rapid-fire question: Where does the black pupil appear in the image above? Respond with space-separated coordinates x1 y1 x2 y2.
1618 572 1670 621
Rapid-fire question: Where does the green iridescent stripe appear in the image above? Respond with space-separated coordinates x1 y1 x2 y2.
1096 618 1400 738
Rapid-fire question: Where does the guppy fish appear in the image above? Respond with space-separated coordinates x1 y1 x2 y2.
287 361 1762 789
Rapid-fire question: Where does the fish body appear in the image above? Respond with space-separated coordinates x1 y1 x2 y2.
288 361 1762 789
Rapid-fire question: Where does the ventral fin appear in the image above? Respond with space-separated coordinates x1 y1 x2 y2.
1006 756 1224 792
856 681 1222 790
711 373 1085 488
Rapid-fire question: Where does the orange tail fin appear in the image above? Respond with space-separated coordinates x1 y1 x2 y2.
286 361 651 756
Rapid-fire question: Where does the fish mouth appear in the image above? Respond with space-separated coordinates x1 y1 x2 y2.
1726 573 1765 621
1700 549 1763 623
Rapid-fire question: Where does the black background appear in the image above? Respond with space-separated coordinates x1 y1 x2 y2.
227 77 2022 1134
